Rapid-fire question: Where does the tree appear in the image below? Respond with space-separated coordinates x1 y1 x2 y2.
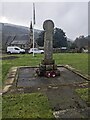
36 27 68 48
53 28 67 48
36 31 44 47
70 43 77 49
74 35 88 49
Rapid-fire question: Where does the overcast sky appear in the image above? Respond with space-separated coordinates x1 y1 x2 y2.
0 1 88 40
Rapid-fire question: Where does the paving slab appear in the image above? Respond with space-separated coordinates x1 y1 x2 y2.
53 107 90 118
17 67 86 88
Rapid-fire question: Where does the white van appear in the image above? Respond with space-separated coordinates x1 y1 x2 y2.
7 46 25 54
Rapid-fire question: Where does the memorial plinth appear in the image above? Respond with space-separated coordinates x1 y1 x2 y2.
36 20 60 77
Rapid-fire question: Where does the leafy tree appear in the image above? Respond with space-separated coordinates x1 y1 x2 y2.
53 28 67 48
36 31 44 47
74 36 88 49
70 43 77 49
36 27 68 48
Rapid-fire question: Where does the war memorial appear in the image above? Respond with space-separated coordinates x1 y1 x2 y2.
2 20 89 119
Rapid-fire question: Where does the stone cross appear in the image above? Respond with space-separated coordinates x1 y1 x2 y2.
43 20 54 64
36 19 60 77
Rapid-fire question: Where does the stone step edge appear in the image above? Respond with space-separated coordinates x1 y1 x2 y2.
1 65 89 95
64 65 89 81
2 67 18 94
53 108 89 118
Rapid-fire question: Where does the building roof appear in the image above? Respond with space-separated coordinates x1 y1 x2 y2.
11 40 28 45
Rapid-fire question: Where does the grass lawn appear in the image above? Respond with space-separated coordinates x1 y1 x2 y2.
1 53 89 118
2 53 88 84
2 93 54 118
75 88 89 105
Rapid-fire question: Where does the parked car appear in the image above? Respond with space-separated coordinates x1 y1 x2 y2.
28 48 44 54
7 46 25 54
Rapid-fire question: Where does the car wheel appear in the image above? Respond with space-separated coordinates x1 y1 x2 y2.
22 52 25 54
7 51 11 54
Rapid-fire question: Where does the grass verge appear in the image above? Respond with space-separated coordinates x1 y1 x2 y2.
2 93 54 118
75 88 89 105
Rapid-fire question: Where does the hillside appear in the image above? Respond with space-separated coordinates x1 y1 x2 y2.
1 23 42 50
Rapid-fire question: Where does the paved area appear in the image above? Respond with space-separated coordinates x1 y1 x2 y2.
17 67 86 88
4 66 89 119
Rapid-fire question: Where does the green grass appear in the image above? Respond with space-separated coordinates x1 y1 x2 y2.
54 53 88 76
2 53 88 84
75 88 89 105
2 54 43 84
2 53 89 118
2 93 54 118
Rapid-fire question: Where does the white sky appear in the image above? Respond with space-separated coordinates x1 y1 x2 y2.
0 0 89 40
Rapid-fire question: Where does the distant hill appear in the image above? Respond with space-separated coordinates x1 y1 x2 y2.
2 23 29 35
1 23 42 50
1 22 42 35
